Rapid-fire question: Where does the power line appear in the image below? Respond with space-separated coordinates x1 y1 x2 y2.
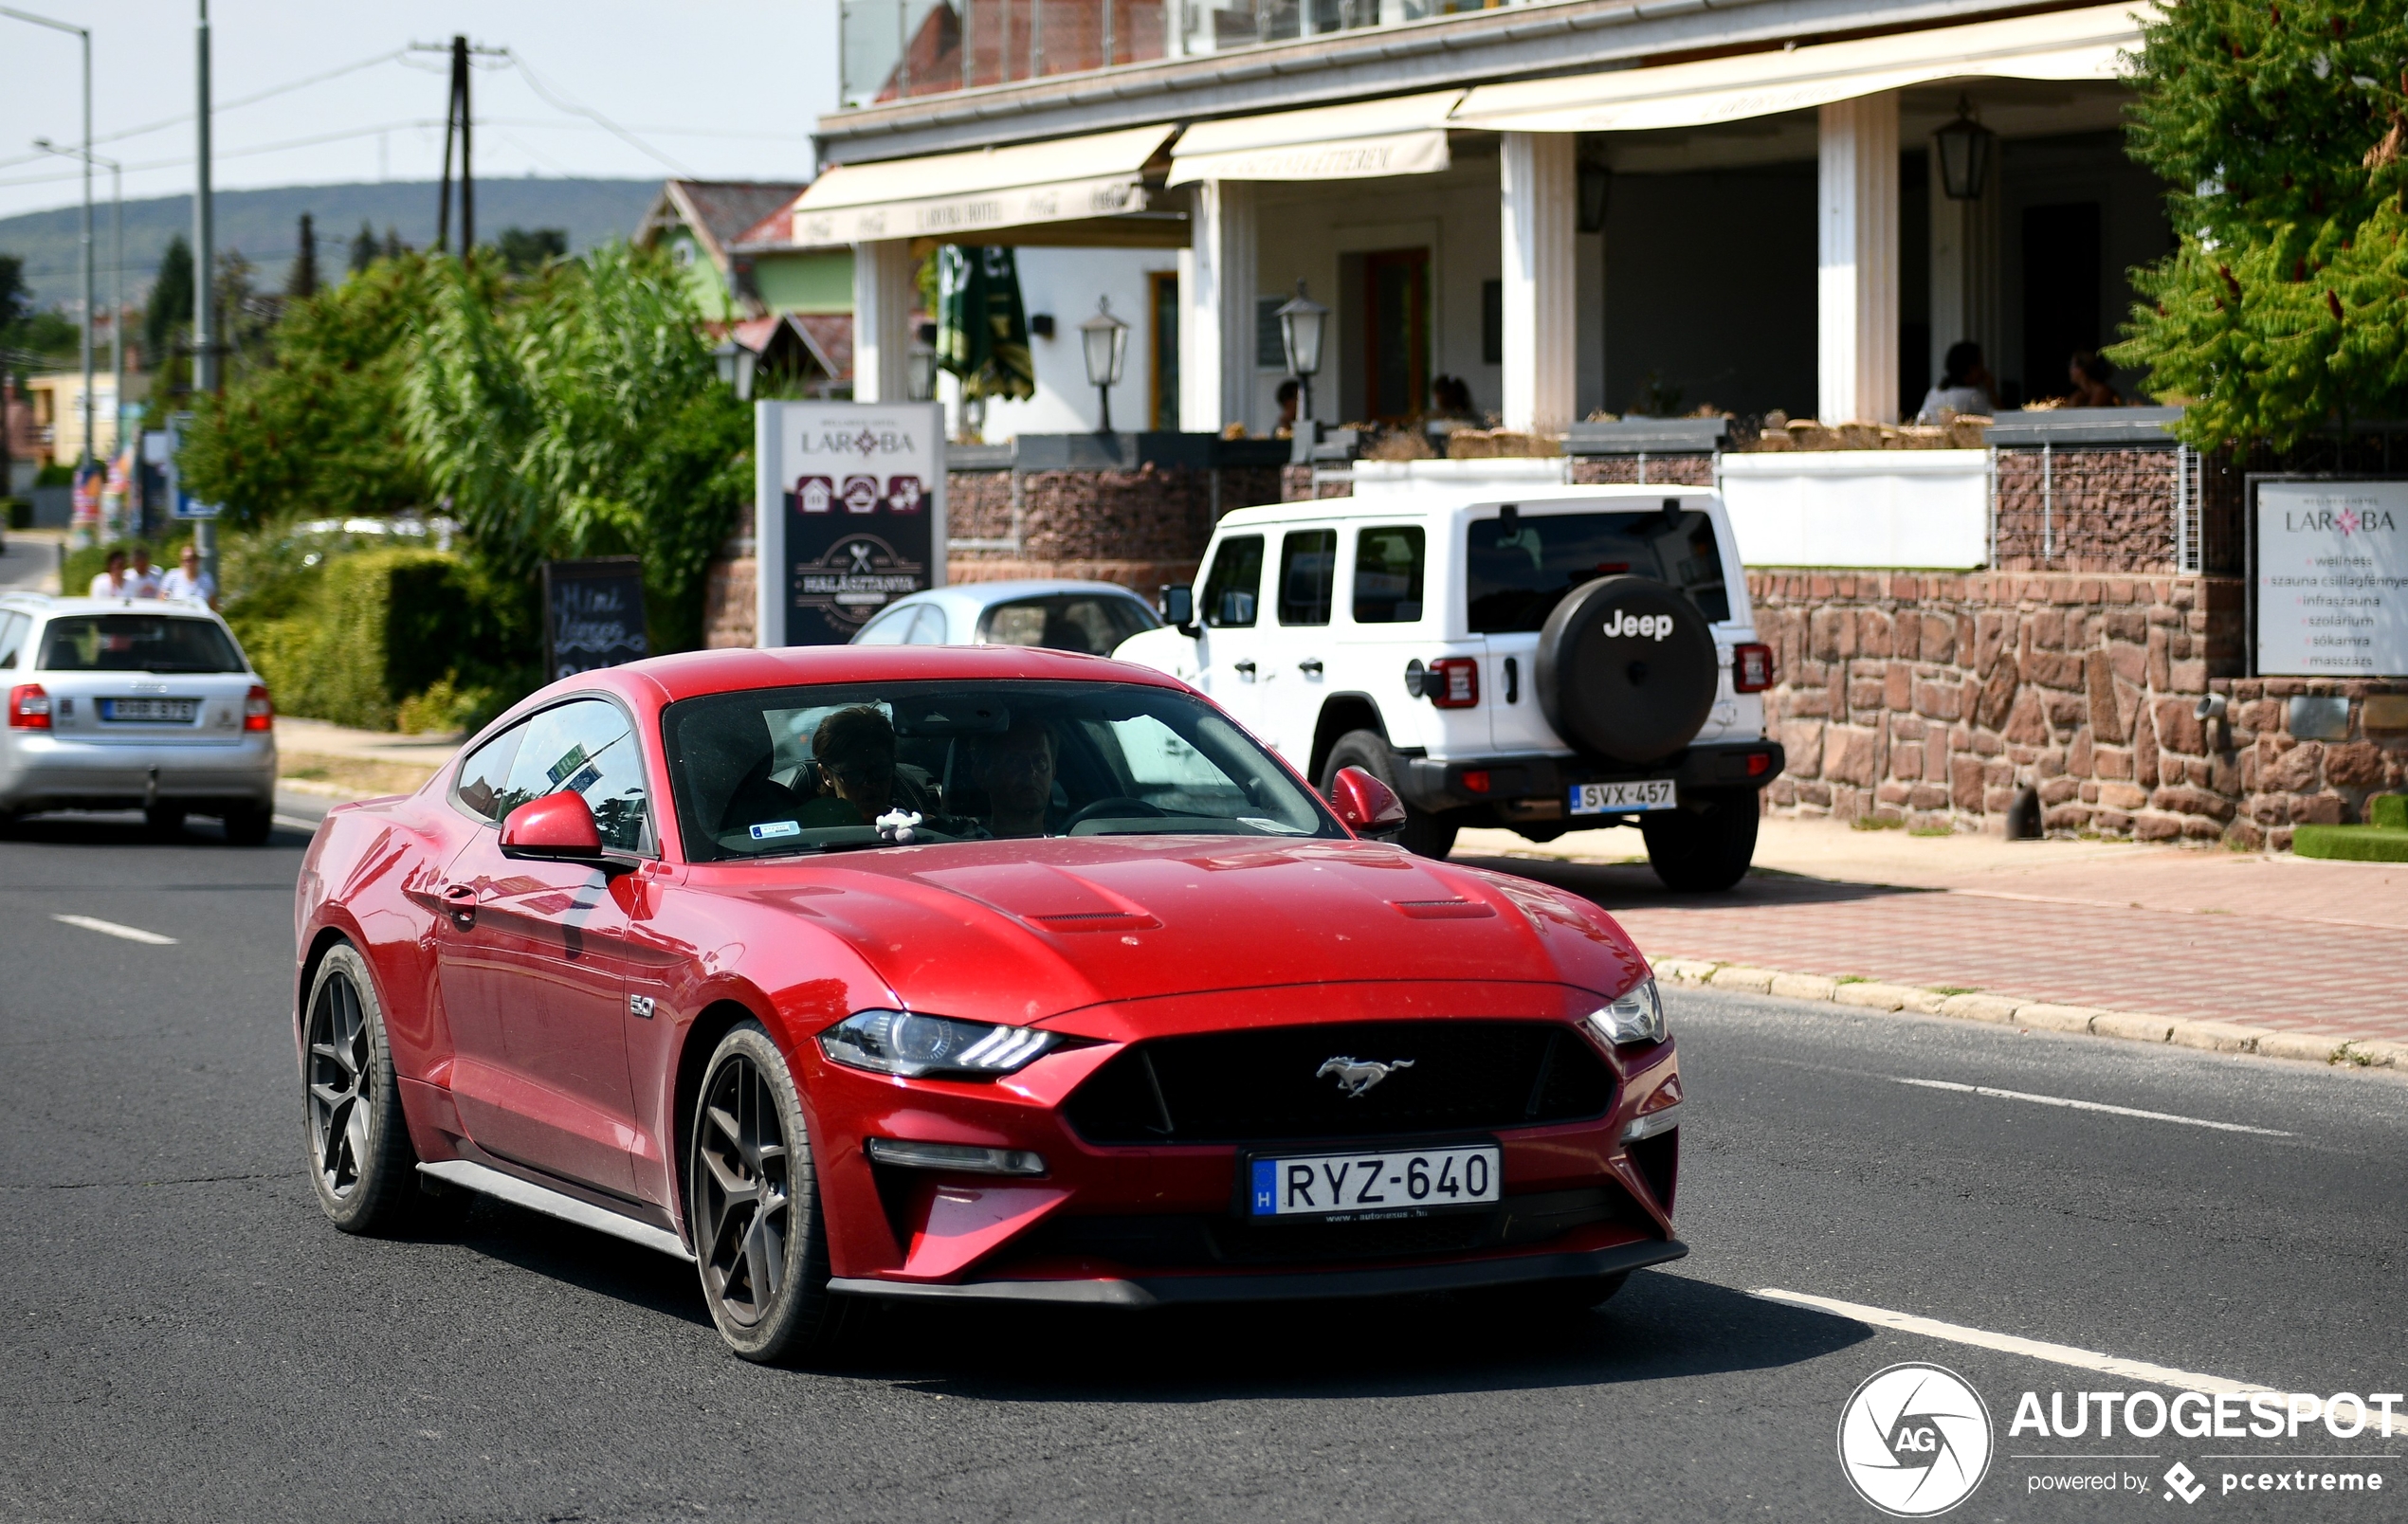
501 48 697 177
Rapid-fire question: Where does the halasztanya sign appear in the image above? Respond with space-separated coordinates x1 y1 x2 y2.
754 401 947 646
2255 481 2408 677
540 558 648 681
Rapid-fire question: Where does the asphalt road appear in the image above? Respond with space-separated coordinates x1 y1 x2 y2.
3 808 2404 1523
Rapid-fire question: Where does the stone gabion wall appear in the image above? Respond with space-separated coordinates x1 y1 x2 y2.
940 463 1283 594
1568 455 1716 487
1992 447 2182 572
1278 463 1357 501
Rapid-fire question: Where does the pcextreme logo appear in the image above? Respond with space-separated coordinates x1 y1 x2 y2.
1837 1363 1995 1516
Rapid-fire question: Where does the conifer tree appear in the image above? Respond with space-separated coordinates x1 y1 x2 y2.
286 212 319 299
349 219 377 276
2112 0 2408 447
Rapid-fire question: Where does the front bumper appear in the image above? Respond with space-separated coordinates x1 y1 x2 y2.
1399 739 1785 815
832 1235 1688 1306
0 733 276 812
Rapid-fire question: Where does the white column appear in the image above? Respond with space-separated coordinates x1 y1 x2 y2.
851 238 914 403
1180 178 1256 434
1926 145 2001 402
1500 132 1578 434
1816 92 1900 424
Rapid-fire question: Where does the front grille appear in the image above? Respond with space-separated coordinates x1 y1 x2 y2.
1063 1020 1615 1145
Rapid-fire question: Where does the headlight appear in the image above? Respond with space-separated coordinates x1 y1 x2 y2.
818 1009 1058 1080
1586 977 1667 1046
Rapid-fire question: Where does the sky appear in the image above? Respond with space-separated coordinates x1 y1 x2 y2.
0 1 840 221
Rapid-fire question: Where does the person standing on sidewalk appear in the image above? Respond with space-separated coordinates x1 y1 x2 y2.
87 549 132 598
127 546 163 598
158 544 216 608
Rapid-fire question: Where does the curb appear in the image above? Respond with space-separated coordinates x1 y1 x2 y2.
1651 957 2408 1075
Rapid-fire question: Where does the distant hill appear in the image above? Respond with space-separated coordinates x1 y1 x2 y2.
0 178 664 309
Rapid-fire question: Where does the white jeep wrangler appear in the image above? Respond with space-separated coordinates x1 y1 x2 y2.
1116 477 1782 890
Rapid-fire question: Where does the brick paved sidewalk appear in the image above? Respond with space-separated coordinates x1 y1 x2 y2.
1453 821 2408 1046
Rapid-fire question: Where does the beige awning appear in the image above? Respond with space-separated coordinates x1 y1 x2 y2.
1450 4 2150 135
1168 91 1464 186
793 124 1177 245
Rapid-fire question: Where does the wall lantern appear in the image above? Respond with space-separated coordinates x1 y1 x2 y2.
1079 296 1129 432
1578 161 1612 234
1275 279 1329 422
1933 96 1996 202
713 337 757 403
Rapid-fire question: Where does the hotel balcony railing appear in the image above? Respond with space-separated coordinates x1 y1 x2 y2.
839 0 1522 108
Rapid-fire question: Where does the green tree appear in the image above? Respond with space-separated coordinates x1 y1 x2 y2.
177 253 441 527
0 253 27 331
145 235 193 370
348 219 377 276
2111 0 2408 446
286 213 319 299
404 244 750 654
494 227 568 275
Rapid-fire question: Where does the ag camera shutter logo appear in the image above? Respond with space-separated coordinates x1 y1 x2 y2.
1837 1363 1994 1516
1601 609 1674 640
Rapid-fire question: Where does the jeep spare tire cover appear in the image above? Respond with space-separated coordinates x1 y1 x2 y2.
1535 574 1718 766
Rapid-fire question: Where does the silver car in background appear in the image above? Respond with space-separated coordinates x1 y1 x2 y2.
848 578 1160 656
0 594 278 843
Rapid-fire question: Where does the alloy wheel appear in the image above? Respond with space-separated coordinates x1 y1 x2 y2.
697 1053 792 1326
304 970 374 1200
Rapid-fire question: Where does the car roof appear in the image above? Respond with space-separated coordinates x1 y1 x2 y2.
3 593 228 622
1213 483 1719 528
888 579 1154 609
543 642 1192 712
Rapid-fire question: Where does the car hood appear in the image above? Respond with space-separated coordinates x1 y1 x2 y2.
695 835 1647 1025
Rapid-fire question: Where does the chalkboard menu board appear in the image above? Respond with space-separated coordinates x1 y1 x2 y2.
540 557 649 681
754 401 947 645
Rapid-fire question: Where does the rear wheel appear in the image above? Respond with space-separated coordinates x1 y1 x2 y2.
302 943 423 1233
222 803 272 845
689 1022 850 1364
1321 730 1457 859
1641 790 1760 892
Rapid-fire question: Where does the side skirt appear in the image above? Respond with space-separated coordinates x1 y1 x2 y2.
418 1159 694 1262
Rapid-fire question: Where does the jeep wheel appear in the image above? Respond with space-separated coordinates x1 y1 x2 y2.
1535 574 1719 768
1640 790 1759 892
1321 730 1457 860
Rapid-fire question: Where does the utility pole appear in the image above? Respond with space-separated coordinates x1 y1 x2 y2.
422 35 494 255
33 140 121 515
193 0 218 584
0 9 92 476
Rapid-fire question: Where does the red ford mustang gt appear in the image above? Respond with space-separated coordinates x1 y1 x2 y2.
294 645 1685 1361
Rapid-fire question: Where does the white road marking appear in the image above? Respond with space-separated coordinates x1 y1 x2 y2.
52 914 177 946
1888 1076 2292 1136
272 814 321 831
1753 1289 2276 1396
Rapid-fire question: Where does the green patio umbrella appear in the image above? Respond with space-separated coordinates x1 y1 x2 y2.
935 245 1035 403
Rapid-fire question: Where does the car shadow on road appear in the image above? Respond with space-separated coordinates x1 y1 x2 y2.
1451 853 1932 914
832 1269 1871 1403
0 812 308 849
421 1194 716 1330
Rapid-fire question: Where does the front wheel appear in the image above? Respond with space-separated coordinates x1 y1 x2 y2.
1640 790 1760 892
1321 730 1457 859
689 1022 850 1364
302 943 423 1232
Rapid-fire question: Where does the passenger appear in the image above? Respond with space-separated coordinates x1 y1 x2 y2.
794 704 940 829
970 718 1059 838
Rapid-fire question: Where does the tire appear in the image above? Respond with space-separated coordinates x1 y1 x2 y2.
1534 574 1719 767
222 803 272 846
1641 790 1760 892
302 943 425 1233
145 805 187 840
1320 729 1457 860
688 1022 851 1364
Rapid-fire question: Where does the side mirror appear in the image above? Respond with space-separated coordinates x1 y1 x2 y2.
1328 766 1409 836
501 790 605 862
1159 583 1195 635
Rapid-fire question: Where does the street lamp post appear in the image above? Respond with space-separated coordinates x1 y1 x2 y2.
1274 280 1328 427
712 337 757 403
1934 96 1997 202
193 0 219 585
32 140 121 489
0 9 92 475
1079 297 1128 434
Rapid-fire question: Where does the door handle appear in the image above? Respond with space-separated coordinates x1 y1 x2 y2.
440 882 478 930
1299 659 1323 676
1233 660 1256 678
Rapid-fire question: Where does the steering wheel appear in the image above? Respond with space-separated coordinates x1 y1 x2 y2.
1062 796 1169 829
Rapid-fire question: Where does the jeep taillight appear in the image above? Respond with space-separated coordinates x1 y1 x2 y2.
8 683 51 730
1732 643 1775 693
1428 657 1480 708
244 683 274 732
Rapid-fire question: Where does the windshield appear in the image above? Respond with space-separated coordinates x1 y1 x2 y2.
1466 507 1730 633
38 614 246 674
664 680 1341 862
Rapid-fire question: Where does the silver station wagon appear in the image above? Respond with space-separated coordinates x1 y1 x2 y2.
0 594 278 842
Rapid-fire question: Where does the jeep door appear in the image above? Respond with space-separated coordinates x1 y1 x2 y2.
1191 533 1269 741
1256 526 1341 757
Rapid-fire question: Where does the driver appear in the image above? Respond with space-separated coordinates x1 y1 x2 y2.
796 704 936 827
969 717 1059 838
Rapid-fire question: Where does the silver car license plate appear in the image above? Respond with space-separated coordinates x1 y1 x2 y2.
1247 1144 1500 1219
100 698 199 723
1569 780 1677 814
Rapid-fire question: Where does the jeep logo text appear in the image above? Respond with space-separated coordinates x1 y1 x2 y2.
1603 610 1674 640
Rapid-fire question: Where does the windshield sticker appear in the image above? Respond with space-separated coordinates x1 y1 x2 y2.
749 820 802 840
1239 816 1312 835
545 744 590 788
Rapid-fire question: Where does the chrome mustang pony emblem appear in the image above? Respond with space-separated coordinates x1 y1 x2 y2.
1317 1056 1414 1098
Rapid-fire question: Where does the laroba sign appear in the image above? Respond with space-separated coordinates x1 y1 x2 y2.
754 401 947 646
2255 481 2408 677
